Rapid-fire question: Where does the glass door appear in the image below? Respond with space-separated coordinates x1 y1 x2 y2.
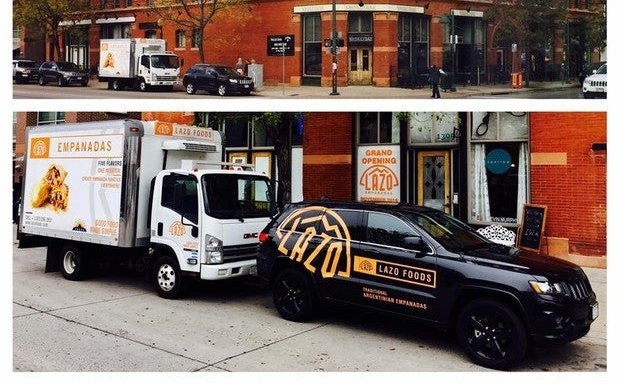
417 151 451 213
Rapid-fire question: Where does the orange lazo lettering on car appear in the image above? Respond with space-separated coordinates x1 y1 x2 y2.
276 206 351 278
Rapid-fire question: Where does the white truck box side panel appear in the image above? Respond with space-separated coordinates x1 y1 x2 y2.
99 39 133 78
22 124 126 246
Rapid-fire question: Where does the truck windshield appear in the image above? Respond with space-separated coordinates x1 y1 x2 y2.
151 55 180 69
202 174 276 220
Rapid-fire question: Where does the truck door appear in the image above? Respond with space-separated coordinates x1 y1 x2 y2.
139 55 150 80
152 173 201 273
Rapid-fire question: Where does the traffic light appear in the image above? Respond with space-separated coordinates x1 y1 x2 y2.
324 39 332 48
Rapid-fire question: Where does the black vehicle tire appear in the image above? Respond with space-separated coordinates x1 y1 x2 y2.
57 76 65 87
60 243 88 281
456 298 527 370
111 79 122 90
138 78 149 92
38 76 46 86
81 80 89 87
185 82 196 94
153 255 184 299
15 76 22 85
217 84 227 96
242 91 251 96
272 267 317 322
583 92 592 99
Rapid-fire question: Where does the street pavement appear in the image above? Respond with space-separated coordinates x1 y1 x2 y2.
10 226 607 378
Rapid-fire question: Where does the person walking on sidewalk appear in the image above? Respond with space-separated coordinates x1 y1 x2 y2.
429 64 445 98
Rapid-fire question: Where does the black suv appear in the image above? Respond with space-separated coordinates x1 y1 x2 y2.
13 59 40 84
183 64 254 96
257 201 598 370
38 60 89 87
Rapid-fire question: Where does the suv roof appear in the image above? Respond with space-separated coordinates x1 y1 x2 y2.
288 200 440 215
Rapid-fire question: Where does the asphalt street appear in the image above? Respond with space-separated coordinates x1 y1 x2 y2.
11 228 607 379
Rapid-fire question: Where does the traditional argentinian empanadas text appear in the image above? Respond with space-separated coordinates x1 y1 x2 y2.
32 164 69 211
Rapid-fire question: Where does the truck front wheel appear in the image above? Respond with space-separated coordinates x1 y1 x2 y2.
137 79 149 92
456 298 527 370
153 256 184 299
60 243 88 281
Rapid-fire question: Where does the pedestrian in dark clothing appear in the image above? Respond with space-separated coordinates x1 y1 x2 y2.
429 64 444 98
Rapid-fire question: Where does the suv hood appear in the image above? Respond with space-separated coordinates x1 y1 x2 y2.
463 245 584 280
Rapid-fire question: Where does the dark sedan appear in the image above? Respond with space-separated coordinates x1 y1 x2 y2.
38 61 89 87
183 64 254 96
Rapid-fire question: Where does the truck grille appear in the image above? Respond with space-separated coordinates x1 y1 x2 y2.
157 76 178 81
222 243 258 263
560 279 593 300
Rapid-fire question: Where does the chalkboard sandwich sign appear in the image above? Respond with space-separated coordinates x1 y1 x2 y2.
518 204 548 253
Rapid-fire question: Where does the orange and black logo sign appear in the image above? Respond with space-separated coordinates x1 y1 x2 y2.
30 138 50 159
354 256 436 288
169 221 186 236
276 206 351 278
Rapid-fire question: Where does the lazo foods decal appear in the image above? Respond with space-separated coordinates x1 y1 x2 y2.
357 146 400 203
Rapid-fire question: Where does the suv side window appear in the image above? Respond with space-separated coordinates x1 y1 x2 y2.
367 212 417 248
317 209 365 242
160 174 199 224
279 206 325 233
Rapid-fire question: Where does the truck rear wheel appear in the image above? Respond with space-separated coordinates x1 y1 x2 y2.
456 298 527 370
111 79 122 90
153 256 184 299
60 243 88 281
272 267 317 322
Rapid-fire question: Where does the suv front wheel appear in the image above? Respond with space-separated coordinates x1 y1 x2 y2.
272 267 317 322
456 298 527 370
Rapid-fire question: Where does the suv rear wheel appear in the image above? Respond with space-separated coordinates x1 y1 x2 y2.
456 298 527 370
272 267 317 322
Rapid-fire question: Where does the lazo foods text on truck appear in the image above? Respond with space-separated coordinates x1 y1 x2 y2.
18 119 276 299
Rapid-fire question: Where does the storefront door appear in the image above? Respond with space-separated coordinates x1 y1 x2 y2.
348 48 372 85
417 151 451 214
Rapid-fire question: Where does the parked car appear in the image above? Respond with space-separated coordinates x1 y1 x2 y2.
38 60 89 87
183 64 254 96
579 61 605 84
257 201 598 370
582 63 607 99
13 59 40 84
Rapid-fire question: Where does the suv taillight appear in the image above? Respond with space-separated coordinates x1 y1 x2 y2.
258 232 270 244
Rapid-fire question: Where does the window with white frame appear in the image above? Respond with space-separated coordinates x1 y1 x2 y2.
37 112 66 125
357 112 400 144
175 29 186 48
469 112 529 226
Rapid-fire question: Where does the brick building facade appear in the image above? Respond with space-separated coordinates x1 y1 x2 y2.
17 0 604 88
13 111 607 264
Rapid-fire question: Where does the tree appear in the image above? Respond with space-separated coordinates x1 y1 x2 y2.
149 0 251 63
485 0 568 86
581 0 607 60
13 0 91 60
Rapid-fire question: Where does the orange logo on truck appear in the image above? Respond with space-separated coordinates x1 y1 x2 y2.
30 138 50 159
169 221 186 236
155 122 174 136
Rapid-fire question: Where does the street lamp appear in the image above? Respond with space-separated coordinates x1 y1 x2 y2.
439 14 457 92
330 0 339 95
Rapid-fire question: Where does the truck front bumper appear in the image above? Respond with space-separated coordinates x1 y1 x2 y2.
200 259 257 280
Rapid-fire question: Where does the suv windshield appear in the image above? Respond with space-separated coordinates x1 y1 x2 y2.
214 66 240 77
405 209 490 253
596 64 606 75
151 55 180 69
202 173 276 219
57 62 80 71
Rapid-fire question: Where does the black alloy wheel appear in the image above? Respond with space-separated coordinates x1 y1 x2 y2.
272 267 316 322
456 298 527 370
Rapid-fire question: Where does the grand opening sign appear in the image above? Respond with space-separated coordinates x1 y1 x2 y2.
357 146 401 203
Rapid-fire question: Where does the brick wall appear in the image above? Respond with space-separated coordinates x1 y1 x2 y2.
529 112 607 256
303 113 353 200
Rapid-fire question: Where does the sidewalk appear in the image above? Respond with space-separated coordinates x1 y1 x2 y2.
253 80 579 98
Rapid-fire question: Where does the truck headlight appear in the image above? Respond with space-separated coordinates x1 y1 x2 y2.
204 234 223 264
152 74 158 81
529 281 563 295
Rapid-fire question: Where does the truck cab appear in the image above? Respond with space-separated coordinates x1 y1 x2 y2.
150 163 276 298
136 52 181 91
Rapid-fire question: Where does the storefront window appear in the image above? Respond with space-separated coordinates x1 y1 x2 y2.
100 23 131 39
469 112 529 225
224 117 249 148
358 112 399 144
349 13 372 33
37 112 65 125
398 14 429 86
409 112 460 145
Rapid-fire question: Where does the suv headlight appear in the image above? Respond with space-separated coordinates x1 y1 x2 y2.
204 234 223 264
529 280 563 295
229 78 238 84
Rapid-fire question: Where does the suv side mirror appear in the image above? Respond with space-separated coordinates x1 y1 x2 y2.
404 236 426 253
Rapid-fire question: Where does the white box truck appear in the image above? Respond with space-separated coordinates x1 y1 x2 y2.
18 119 276 299
98 39 181 92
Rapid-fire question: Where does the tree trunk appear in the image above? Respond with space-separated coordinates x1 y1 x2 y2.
266 116 292 211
